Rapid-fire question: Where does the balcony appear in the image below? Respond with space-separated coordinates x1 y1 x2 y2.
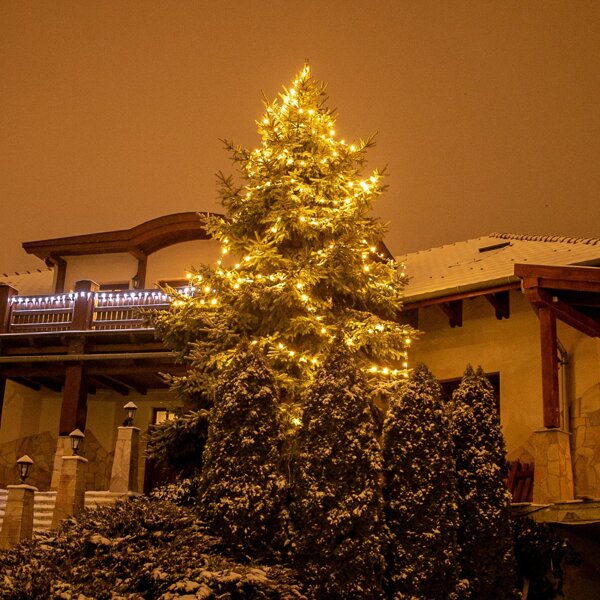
0 281 187 394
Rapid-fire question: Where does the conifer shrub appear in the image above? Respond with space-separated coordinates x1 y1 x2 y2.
450 365 518 599
382 363 461 598
0 497 305 599
198 345 287 559
290 344 385 598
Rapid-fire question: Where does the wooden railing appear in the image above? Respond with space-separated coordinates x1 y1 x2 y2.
0 281 177 334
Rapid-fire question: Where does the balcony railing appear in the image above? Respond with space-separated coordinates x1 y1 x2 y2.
0 281 182 334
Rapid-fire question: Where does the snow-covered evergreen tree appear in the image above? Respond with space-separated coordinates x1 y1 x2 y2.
382 363 460 599
149 64 414 406
450 365 518 599
198 345 287 557
290 343 385 598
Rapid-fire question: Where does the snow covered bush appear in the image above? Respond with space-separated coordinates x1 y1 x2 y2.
0 496 305 599
150 474 201 507
382 363 461 598
290 344 385 598
450 365 518 599
198 344 288 558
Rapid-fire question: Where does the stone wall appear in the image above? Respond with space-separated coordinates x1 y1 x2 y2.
0 429 113 491
572 403 600 499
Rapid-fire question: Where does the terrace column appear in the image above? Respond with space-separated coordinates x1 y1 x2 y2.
0 483 37 549
531 306 574 504
51 364 89 489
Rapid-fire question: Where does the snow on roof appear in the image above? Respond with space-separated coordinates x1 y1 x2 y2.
0 269 54 296
398 233 600 303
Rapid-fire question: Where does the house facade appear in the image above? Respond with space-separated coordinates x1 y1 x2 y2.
0 213 221 493
1 221 599 510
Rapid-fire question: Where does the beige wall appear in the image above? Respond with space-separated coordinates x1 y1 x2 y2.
410 292 543 455
145 239 221 287
64 253 137 291
0 380 182 490
410 290 600 473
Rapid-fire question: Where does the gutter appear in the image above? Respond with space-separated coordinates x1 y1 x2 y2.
0 351 177 364
403 275 519 307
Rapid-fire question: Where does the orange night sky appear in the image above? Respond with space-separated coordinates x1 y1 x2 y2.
1 0 599 274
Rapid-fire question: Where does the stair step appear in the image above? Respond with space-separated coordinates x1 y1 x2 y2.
0 489 132 532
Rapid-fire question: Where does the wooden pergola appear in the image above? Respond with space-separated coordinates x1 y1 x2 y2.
515 263 600 429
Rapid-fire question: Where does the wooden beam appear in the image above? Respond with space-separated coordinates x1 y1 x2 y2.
59 363 89 436
71 280 99 330
485 291 510 320
404 282 519 311
516 263 600 293
439 300 463 328
539 307 560 428
528 288 600 338
93 375 129 396
0 378 4 430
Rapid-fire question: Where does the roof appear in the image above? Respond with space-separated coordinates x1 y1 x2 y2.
0 269 54 296
22 212 222 262
398 233 600 304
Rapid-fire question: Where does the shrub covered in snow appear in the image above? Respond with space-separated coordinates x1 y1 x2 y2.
450 365 518 599
199 345 287 559
290 344 385 598
0 496 305 599
382 363 461 598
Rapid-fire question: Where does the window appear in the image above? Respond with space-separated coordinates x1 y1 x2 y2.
153 408 176 425
440 372 500 413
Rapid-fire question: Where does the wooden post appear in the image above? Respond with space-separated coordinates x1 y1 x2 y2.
539 306 560 428
0 284 17 334
58 363 89 436
71 280 99 330
0 378 6 432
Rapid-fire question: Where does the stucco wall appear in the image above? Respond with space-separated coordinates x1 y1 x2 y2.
64 253 137 291
0 381 182 491
409 291 543 455
145 239 221 287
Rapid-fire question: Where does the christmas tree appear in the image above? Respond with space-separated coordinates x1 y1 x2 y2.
290 343 385 598
382 363 461 598
450 365 518 599
198 345 286 557
150 64 414 406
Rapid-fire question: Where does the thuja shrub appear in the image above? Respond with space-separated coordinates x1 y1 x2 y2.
450 365 518 599
382 363 461 598
0 497 305 599
198 345 288 559
291 344 385 599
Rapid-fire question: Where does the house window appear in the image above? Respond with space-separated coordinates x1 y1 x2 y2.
440 372 500 413
153 408 176 425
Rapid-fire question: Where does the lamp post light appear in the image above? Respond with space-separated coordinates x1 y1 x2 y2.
16 455 34 483
69 429 85 455
123 401 138 426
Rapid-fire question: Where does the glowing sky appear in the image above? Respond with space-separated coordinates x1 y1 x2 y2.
2 0 599 274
